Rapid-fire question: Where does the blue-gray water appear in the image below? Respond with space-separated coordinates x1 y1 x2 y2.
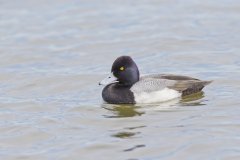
0 0 240 160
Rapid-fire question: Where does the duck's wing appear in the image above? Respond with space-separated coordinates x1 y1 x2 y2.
167 79 212 96
141 74 200 81
130 77 176 93
131 74 212 96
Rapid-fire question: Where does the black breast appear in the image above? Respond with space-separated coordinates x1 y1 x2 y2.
102 84 135 104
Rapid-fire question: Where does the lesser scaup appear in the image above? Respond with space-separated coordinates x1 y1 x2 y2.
99 56 212 104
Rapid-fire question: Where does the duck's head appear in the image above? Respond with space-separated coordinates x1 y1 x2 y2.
99 56 139 86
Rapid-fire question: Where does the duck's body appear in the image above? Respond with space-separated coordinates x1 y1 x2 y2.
100 56 211 104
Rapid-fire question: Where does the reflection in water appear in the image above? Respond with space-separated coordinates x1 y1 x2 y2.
112 126 146 140
102 105 146 142
180 91 206 106
125 126 146 130
112 131 139 138
134 98 180 111
123 144 146 152
103 92 206 153
102 104 145 118
182 91 204 102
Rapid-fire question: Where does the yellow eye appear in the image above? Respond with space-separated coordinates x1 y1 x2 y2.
119 66 125 71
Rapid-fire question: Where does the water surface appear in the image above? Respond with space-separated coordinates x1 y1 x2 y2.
0 0 240 159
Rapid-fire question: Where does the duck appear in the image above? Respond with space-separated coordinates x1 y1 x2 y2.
99 56 212 104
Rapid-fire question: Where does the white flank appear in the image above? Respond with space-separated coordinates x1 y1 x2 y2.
133 88 181 104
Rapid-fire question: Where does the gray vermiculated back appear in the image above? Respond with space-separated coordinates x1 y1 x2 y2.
130 77 176 93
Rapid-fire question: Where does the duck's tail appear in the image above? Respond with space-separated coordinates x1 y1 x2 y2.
181 80 212 96
202 80 213 86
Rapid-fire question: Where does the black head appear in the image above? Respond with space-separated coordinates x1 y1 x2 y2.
111 56 139 86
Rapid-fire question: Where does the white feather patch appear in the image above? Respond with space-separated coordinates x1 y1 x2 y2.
133 88 181 104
